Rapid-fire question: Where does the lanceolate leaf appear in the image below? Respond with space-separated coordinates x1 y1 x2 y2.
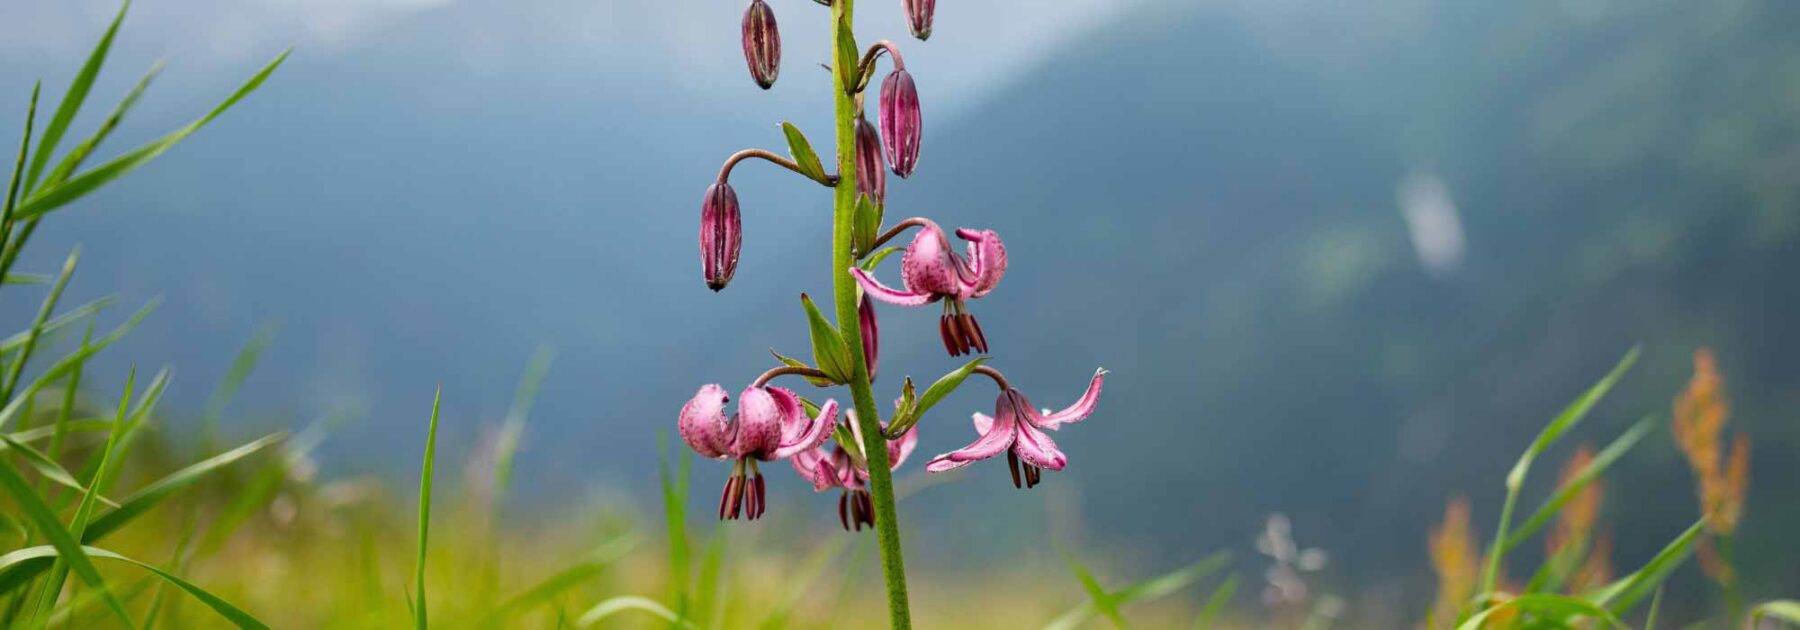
1456 594 1625 630
1503 414 1656 553
0 458 134 626
801 293 853 383
23 0 130 193
779 122 830 185
860 246 902 272
12 50 290 220
1587 519 1703 615
1749 600 1800 626
834 14 858 92
894 357 987 435
769 349 834 387
0 545 270 629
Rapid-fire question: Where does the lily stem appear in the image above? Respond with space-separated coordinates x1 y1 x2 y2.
830 0 912 627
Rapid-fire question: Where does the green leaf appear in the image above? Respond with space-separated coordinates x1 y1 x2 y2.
1506 346 1639 491
494 345 553 497
0 294 117 355
801 293 853 383
5 82 42 224
413 387 442 630
1193 574 1239 630
0 545 269 629
894 357 987 436
834 14 858 92
1587 519 1703 615
23 0 129 193
0 297 158 433
757 533 851 630
0 458 133 626
853 194 884 256
1060 550 1125 628
482 534 639 625
2 246 81 401
0 432 118 508
1456 594 1625 630
658 434 691 619
201 324 277 437
575 595 688 628
1503 414 1656 553
693 527 727 627
769 349 833 387
3 273 50 284
40 60 162 192
86 433 283 540
779 122 830 184
1643 587 1663 630
13 49 289 220
1045 551 1232 630
860 246 902 272
1749 600 1800 626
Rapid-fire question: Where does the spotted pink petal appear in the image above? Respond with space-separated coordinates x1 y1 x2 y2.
1012 416 1068 471
765 386 810 444
790 446 844 491
955 228 1007 298
925 395 1019 472
1022 369 1107 430
900 227 961 297
771 399 838 460
678 384 735 460
850 268 936 307
887 423 919 470
971 412 995 436
732 386 784 459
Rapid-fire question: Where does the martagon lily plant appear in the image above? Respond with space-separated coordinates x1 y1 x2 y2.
680 0 1106 625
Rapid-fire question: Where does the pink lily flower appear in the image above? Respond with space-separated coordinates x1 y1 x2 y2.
926 367 1105 488
792 409 918 530
679 383 838 520
849 219 1007 356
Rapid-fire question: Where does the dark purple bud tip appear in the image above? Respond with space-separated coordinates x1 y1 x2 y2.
879 69 921 178
700 181 742 291
742 0 781 89
904 0 935 41
854 116 886 203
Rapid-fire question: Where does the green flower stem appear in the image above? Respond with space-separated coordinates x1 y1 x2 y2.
829 0 912 626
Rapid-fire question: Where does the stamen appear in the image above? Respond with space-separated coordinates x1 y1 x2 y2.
718 476 737 520
839 492 851 531
1007 450 1022 489
751 471 767 520
857 491 876 529
1024 464 1041 488
938 312 961 356
959 313 987 354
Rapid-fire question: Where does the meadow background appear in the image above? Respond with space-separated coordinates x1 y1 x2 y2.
0 0 1797 626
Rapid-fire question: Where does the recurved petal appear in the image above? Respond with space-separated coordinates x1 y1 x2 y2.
732 386 784 458
1023 369 1107 430
925 396 1019 473
678 384 735 459
851 268 936 307
1012 415 1068 471
971 412 995 436
790 446 844 491
765 386 811 444
771 399 838 460
887 423 920 470
955 228 1007 297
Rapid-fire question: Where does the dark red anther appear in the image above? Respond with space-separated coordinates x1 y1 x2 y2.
838 492 851 531
1006 450 1022 489
959 313 987 354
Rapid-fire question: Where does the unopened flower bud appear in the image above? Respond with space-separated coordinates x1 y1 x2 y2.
879 69 921 178
860 293 879 382
904 0 935 41
700 181 742 291
741 0 781 89
855 115 886 202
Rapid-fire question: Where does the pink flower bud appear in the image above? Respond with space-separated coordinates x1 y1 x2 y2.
904 0 935 41
879 69 921 178
854 116 886 202
741 0 781 89
700 181 742 291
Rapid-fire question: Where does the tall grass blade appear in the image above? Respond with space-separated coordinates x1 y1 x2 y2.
1503 414 1656 553
481 534 639 626
203 413 342 553
1059 549 1125 628
1192 574 1239 630
694 527 727 628
21 0 129 193
0 297 159 432
3 273 50 285
757 532 851 630
1643 587 1663 630
201 325 275 440
1456 593 1625 630
0 545 268 629
1587 519 1703 615
1045 552 1232 630
48 322 94 461
0 459 132 626
1749 601 1800 626
33 367 133 624
0 433 118 507
3 83 40 227
493 345 552 497
413 387 442 630
39 61 162 192
2 247 80 402
575 596 687 628
658 434 691 620
0 295 115 355
12 50 289 220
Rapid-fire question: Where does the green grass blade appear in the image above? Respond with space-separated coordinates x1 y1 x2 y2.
4 82 41 227
39 61 162 192
482 534 639 625
202 412 344 553
1457 593 1625 630
0 459 132 626
2 247 80 401
1503 415 1656 553
22 0 129 193
0 545 268 629
10 420 110 444
3 273 50 285
1482 346 1639 600
757 532 852 630
693 526 726 628
1059 549 1125 628
84 366 171 497
0 294 116 355
1749 600 1800 626
658 434 691 620
493 345 553 498
35 367 133 624
413 387 442 630
0 297 158 433
201 325 275 440
48 322 95 461
1192 574 1239 630
1045 551 1231 630
1643 587 1663 630
0 433 118 508
574 596 686 628
1587 519 1703 615
12 50 289 221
